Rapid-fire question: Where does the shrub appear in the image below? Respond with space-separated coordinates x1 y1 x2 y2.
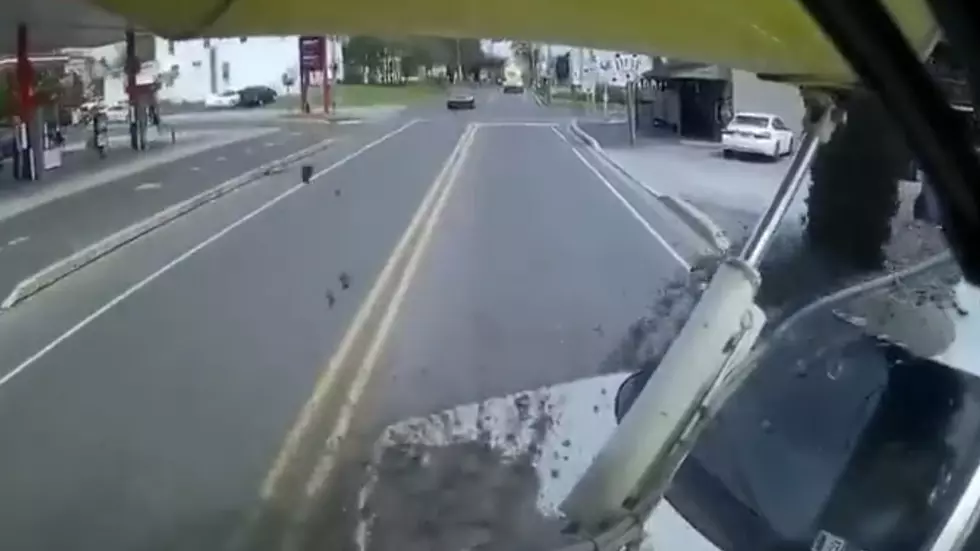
804 91 907 274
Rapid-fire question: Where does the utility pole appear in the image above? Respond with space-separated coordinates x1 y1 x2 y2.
526 42 536 86
322 36 332 114
455 38 463 82
545 43 553 104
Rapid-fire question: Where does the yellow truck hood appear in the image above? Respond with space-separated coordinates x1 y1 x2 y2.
93 0 938 86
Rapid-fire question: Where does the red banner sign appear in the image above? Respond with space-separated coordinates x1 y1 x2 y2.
299 36 325 72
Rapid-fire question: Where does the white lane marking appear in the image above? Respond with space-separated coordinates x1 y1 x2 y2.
7 236 29 247
216 156 227 161
0 118 423 391
191 167 201 171
336 120 363 126
264 142 276 147
584 144 663 198
302 123 479 499
260 122 478 502
134 183 162 191
559 131 691 270
478 121 557 127
551 126 570 144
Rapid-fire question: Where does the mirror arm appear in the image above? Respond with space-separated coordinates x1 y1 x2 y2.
559 100 839 541
740 104 841 266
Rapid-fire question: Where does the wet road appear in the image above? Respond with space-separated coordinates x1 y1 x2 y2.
0 89 702 551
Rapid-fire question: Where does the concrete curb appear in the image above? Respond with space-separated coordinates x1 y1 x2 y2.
659 195 731 252
1 137 336 310
569 119 731 253
679 139 722 149
278 105 406 124
277 115 366 126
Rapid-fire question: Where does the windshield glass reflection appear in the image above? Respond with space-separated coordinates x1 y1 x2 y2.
667 254 976 551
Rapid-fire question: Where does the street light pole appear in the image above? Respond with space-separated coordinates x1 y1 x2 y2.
455 38 463 82
546 43 553 104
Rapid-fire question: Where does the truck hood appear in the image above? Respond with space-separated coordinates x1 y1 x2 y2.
358 223 976 551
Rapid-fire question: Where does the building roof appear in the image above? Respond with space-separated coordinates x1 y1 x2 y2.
0 0 137 54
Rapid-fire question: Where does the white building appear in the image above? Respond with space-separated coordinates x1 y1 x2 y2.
70 35 345 106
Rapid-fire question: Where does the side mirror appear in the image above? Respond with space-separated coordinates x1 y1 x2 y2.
614 369 652 424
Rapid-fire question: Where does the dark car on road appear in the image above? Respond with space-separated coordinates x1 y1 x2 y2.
238 85 278 108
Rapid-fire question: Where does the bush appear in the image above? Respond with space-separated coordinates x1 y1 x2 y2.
804 91 907 274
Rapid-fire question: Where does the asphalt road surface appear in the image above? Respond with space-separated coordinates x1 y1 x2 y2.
0 125 339 300
0 89 706 551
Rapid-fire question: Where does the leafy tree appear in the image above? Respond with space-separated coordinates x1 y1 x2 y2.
342 35 492 83
343 35 387 78
281 69 296 94
555 52 571 83
429 38 484 79
804 90 906 273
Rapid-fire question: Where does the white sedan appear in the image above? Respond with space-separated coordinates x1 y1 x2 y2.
204 91 240 109
103 104 129 124
721 112 795 160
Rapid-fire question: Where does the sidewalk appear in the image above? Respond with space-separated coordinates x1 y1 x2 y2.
0 128 272 222
576 119 720 150
572 120 927 246
0 126 335 306
571 119 773 244
603 143 794 240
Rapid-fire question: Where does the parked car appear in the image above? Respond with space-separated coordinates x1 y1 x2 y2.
238 86 277 107
721 112 795 160
205 91 240 109
103 103 129 124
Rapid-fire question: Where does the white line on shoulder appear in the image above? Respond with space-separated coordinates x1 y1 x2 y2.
0 119 423 390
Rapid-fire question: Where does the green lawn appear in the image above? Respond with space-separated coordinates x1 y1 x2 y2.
333 84 442 106
280 84 442 109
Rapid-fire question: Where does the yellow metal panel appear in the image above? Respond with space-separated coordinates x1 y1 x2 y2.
92 0 939 86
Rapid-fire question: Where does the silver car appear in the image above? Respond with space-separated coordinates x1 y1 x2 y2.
446 91 475 110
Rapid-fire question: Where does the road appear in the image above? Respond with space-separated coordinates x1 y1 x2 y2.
0 125 336 300
0 89 706 551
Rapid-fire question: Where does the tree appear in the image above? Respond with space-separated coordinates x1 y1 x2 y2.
512 41 541 83
477 55 507 81
281 68 296 94
341 35 491 83
555 52 571 83
429 38 484 80
343 36 388 81
804 90 906 273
